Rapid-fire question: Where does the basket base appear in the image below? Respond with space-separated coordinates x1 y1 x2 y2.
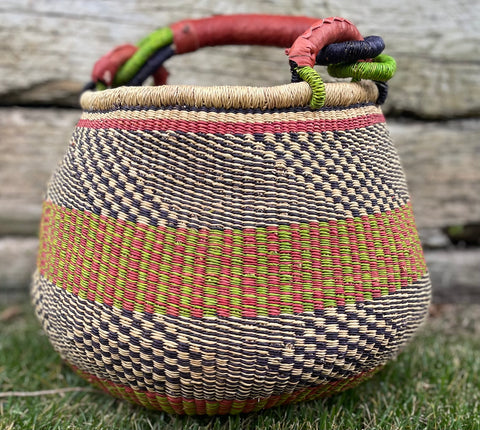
32 271 431 415
73 365 380 415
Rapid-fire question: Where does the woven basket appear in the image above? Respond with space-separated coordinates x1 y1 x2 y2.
32 15 431 415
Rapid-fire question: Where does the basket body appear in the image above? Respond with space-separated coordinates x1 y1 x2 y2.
32 83 430 415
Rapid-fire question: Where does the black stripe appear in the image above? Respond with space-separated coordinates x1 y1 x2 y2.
32 273 431 401
48 124 409 230
82 101 379 115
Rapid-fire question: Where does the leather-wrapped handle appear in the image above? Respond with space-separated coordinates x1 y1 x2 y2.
286 17 364 67
285 17 394 108
88 14 395 109
170 15 320 54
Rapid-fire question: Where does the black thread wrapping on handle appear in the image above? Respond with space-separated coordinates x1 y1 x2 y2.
374 81 389 105
289 60 302 83
83 81 97 92
128 36 385 87
315 36 385 65
127 45 175 86
291 36 386 84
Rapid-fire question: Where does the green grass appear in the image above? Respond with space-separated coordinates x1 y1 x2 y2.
1 303 479 430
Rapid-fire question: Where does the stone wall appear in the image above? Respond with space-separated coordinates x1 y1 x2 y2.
1 0 479 303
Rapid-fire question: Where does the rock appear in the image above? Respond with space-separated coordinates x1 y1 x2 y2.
0 237 38 299
0 107 79 235
425 249 480 304
419 228 452 250
0 80 84 108
2 108 478 236
390 119 480 230
0 0 478 118
443 223 480 247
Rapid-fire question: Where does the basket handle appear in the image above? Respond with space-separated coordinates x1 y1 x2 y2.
287 17 363 67
170 15 320 54
287 18 396 107
90 14 319 89
88 15 396 108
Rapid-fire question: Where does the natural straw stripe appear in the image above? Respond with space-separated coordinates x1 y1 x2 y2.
80 81 379 111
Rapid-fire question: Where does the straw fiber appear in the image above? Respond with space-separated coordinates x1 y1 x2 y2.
32 81 430 415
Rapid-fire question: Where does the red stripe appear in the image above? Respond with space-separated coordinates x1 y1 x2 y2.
76 113 385 134
37 202 427 318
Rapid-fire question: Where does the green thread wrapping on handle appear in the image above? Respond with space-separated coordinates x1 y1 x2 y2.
327 54 397 82
295 66 326 109
95 82 107 91
296 55 396 108
111 27 174 88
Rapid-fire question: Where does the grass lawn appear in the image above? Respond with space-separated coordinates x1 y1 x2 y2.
1 302 479 430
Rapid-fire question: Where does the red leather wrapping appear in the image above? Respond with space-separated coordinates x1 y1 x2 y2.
91 15 364 87
170 15 319 54
286 17 363 67
92 44 168 86
91 44 137 86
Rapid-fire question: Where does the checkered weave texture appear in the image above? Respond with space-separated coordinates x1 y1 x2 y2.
32 82 431 415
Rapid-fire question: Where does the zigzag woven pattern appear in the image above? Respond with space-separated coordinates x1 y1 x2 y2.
32 84 431 415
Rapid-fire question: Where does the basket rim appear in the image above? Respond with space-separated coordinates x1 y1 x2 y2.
80 81 379 111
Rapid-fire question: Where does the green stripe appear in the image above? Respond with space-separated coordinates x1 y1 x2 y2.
38 202 427 317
